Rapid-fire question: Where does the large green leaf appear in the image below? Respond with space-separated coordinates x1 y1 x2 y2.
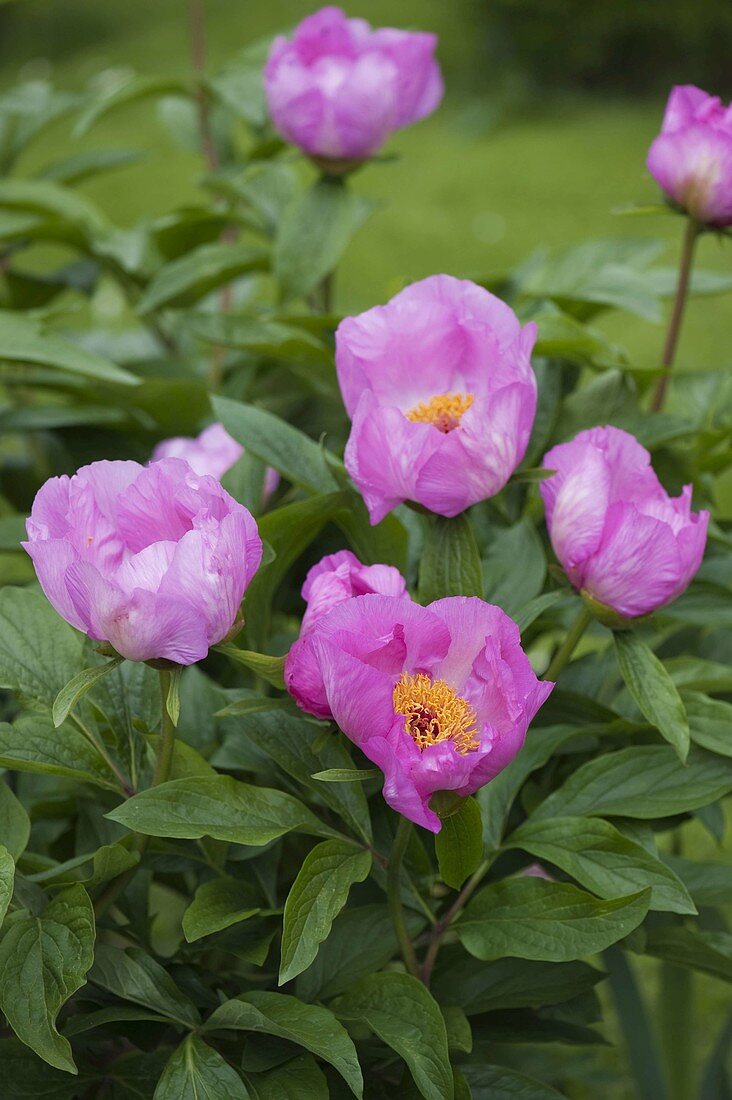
684 691 732 757
245 1054 327 1100
456 878 650 962
0 781 30 859
431 954 602 1016
0 1036 83 1099
482 519 546 616
107 775 338 846
74 74 190 136
664 855 732 907
418 514 483 603
644 927 732 984
183 877 261 943
462 1064 569 1099
153 1034 250 1100
52 656 125 728
0 846 14 929
90 944 200 1027
0 884 95 1073
614 631 689 761
137 243 268 313
38 147 144 187
435 796 484 889
0 713 120 790
332 972 453 1100
204 991 363 1097
274 178 361 301
0 311 138 385
0 588 84 708
27 843 139 890
507 816 695 913
531 745 732 821
279 840 371 984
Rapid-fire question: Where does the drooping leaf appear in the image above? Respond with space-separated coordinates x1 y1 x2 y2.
52 656 125 728
183 877 261 942
0 884 95 1073
644 927 732 984
153 1034 250 1100
90 944 200 1027
0 310 138 385
614 631 690 761
74 75 190 136
279 840 371 984
204 991 363 1098
215 646 286 690
456 878 650 962
332 972 453 1100
27 842 139 889
137 243 268 313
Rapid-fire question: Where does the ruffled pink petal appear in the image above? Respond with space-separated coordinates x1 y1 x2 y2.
25 475 71 540
301 549 408 633
285 635 333 719
22 538 88 633
661 85 725 133
310 634 397 746
541 441 610 583
152 423 243 481
648 124 732 225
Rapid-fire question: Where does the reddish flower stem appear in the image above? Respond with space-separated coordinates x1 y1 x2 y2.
650 218 699 413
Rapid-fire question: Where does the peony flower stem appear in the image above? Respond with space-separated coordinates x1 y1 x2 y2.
387 815 420 977
420 855 495 987
543 604 593 682
650 218 700 413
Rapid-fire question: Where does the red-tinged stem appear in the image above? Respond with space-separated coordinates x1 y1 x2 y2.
650 218 699 413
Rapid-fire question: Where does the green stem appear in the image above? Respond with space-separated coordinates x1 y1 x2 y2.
650 218 699 413
544 605 593 682
387 816 420 977
420 855 495 986
94 669 179 919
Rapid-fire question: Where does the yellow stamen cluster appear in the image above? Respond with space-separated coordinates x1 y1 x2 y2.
393 672 479 755
406 392 473 433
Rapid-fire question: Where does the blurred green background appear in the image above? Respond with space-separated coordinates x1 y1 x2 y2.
1 2 731 1096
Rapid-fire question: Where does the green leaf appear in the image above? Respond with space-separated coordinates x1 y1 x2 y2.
514 591 564 633
435 796 483 889
604 946 669 1100
213 395 338 494
0 846 14 929
189 314 332 366
279 840 371 984
0 1036 83 1099
418 514 483 603
462 1064 569 1099
667 657 732 693
431 955 602 1016
614 631 690 761
482 519 546 616
74 75 190 136
456 879 650 962
0 310 138 385
245 1054 327 1100
90 944 200 1027
0 781 30 859
183 877 261 943
333 972 452 1100
644 927 732 984
531 745 732 821
215 647 286 690
215 695 295 719
52 656 125 728
0 588 84 708
39 147 145 186
311 768 379 783
0 713 120 790
507 816 695 914
296 904 424 1003
663 855 732 907
684 691 732 757
137 243 268 313
107 775 338 846
0 178 109 237
274 178 360 301
0 884 95 1073
204 991 363 1098
153 1034 250 1100
27 842 139 889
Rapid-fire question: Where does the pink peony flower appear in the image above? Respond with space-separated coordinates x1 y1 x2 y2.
23 458 262 665
647 84 732 226
263 6 443 163
286 593 552 831
152 423 279 503
541 426 709 620
336 275 539 524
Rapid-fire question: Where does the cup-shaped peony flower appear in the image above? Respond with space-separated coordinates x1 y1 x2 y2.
336 275 539 523
541 426 709 620
23 458 262 665
263 6 443 167
647 84 732 227
300 549 408 635
152 423 279 503
286 593 553 831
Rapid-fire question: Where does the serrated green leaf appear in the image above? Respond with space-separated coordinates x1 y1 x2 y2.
90 944 200 1027
333 972 452 1100
456 879 650 962
52 656 125 727
418 514 483 603
183 877 261 942
107 775 338 846
614 631 689 761
279 840 371 984
205 991 363 1098
153 1034 250 1099
0 781 30 859
435 796 483 889
507 816 695 914
0 884 95 1073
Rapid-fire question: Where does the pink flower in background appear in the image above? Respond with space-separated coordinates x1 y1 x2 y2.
286 549 409 715
337 275 539 524
152 423 279 503
286 593 552 831
23 458 262 665
541 426 709 620
263 6 443 163
647 84 732 226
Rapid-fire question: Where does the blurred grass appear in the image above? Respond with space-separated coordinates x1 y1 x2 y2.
2 2 732 1092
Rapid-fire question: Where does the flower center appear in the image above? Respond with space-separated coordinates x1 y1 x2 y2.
406 392 473 433
392 672 479 755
